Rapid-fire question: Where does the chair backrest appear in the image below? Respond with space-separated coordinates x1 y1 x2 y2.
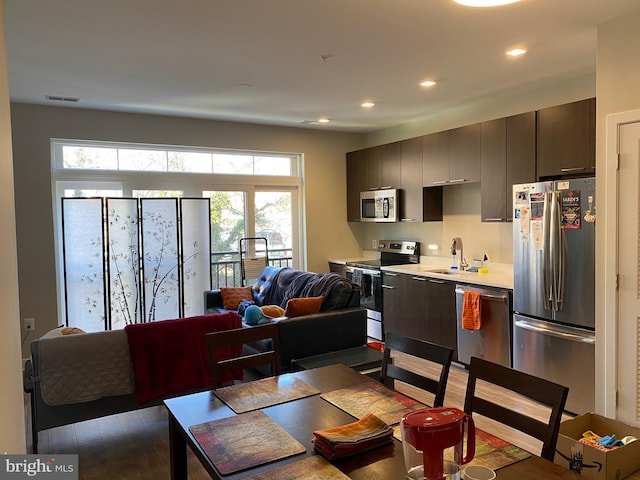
463 356 569 461
205 323 282 388
380 332 454 407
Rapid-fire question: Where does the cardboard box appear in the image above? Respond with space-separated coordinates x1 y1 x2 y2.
554 413 640 480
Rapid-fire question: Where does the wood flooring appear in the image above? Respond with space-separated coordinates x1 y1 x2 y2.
26 357 640 480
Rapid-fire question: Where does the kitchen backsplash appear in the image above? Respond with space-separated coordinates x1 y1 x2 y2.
352 183 514 265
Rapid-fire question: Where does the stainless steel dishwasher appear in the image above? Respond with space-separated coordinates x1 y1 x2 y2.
455 284 511 367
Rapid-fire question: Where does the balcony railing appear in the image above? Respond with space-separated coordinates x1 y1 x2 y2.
211 248 293 289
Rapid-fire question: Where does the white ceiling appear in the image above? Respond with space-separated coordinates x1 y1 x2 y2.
5 0 640 133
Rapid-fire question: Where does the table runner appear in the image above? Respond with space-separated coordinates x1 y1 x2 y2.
189 410 306 475
320 381 426 425
214 374 320 413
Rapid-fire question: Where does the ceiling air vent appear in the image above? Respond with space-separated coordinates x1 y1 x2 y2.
45 95 79 103
300 120 320 125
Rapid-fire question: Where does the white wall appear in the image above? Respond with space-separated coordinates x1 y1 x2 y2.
596 9 640 416
0 0 27 453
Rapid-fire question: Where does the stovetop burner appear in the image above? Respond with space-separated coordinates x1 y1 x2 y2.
346 240 420 270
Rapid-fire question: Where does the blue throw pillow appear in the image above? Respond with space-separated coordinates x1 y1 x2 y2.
244 305 264 326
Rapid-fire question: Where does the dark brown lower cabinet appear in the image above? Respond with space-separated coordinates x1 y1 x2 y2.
382 272 457 359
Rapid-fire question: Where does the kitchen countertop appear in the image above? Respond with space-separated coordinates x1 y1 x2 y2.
382 263 513 290
329 256 513 290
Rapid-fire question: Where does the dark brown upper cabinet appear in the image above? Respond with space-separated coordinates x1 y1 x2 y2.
346 149 364 221
536 98 595 179
506 111 536 218
423 125 480 186
361 143 401 191
381 142 401 190
480 112 536 222
423 130 451 186
480 118 507 222
399 137 443 222
449 124 481 184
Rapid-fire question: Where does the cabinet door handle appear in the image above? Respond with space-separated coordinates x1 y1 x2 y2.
401 218 416 222
560 167 586 172
383 272 398 277
432 180 448 185
411 276 427 281
381 285 395 289
428 279 446 284
449 178 466 183
484 217 505 221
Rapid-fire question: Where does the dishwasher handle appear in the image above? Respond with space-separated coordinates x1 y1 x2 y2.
455 285 509 302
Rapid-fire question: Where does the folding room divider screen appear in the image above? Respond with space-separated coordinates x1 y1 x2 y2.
61 197 211 332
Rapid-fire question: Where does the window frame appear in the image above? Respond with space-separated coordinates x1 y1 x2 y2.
51 139 305 327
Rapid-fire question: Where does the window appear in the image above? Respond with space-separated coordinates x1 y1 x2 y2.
52 139 303 330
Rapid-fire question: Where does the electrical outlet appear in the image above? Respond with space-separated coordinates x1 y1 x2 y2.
372 239 378 249
24 317 35 332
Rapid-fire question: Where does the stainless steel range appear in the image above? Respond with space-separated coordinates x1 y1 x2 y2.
345 240 420 341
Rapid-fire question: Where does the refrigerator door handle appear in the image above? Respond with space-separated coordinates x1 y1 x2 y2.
556 191 566 310
514 319 596 344
542 191 553 310
551 191 565 311
544 191 565 312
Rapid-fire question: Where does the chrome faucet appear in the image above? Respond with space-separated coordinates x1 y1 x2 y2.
451 237 468 271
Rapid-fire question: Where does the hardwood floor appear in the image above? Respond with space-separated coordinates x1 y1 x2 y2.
25 359 640 479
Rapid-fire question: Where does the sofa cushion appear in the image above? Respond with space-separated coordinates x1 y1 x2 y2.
220 286 253 310
285 296 323 317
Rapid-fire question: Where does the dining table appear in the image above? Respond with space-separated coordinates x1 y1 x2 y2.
163 363 580 480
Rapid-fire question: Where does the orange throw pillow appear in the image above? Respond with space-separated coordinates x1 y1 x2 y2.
285 296 323 317
220 287 253 310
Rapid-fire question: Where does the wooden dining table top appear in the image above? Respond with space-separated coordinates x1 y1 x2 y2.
163 363 580 480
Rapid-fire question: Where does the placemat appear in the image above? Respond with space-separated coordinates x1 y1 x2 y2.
321 381 425 425
214 375 321 413
189 410 306 475
466 428 531 470
244 456 351 480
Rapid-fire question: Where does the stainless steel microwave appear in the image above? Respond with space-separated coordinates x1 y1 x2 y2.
360 189 398 222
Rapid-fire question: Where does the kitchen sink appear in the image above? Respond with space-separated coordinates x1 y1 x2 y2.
424 268 457 275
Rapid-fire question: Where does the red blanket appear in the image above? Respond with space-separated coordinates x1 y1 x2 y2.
125 312 243 404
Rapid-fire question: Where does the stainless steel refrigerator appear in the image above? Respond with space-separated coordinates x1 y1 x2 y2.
512 177 596 414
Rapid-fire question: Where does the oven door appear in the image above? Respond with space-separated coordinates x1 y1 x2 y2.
345 267 381 311
345 266 382 339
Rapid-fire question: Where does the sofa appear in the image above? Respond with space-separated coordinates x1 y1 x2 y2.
23 312 242 453
204 266 367 372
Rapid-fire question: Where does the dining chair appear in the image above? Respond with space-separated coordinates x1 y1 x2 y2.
463 356 569 461
205 323 282 388
379 332 454 407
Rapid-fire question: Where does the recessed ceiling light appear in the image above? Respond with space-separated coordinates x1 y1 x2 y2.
453 0 520 6
318 117 330 124
420 80 437 88
361 101 376 108
506 48 527 57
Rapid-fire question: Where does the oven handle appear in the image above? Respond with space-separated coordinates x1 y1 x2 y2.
345 266 381 277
